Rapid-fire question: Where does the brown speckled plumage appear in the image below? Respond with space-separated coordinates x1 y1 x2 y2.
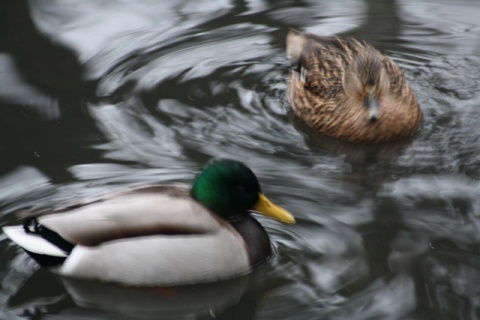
286 29 422 143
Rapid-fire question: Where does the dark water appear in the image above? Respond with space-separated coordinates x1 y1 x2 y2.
1 0 480 319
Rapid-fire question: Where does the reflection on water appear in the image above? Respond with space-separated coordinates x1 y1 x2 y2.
5 268 272 320
1 0 480 319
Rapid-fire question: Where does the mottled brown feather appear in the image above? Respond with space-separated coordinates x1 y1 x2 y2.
286 29 422 143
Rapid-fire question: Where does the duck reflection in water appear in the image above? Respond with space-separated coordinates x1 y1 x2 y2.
6 267 281 319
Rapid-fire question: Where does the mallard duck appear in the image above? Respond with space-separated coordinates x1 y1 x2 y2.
286 29 422 143
2 159 295 286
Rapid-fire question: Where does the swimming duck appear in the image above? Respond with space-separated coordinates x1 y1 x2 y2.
2 159 295 286
286 29 422 143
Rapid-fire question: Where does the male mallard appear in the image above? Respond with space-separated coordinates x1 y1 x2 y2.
286 29 422 143
2 159 295 286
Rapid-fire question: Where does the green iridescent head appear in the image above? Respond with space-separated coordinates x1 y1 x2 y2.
190 159 295 224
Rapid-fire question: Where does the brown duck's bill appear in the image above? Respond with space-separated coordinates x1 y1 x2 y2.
365 90 379 121
254 193 296 224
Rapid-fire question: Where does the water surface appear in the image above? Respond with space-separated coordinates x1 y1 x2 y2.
1 0 480 319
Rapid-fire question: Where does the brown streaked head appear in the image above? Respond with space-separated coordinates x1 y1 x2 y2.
342 51 390 122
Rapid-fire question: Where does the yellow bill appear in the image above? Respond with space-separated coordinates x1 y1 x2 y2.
254 193 295 224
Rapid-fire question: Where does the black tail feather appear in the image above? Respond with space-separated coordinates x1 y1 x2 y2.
24 250 67 268
23 219 75 254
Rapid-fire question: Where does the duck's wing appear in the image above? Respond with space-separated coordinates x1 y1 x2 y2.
286 29 370 71
286 29 377 108
17 184 191 219
9 184 222 248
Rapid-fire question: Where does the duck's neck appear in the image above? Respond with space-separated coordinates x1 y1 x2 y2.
230 216 272 269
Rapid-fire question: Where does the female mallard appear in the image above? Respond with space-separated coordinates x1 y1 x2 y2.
2 159 295 286
286 29 422 143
